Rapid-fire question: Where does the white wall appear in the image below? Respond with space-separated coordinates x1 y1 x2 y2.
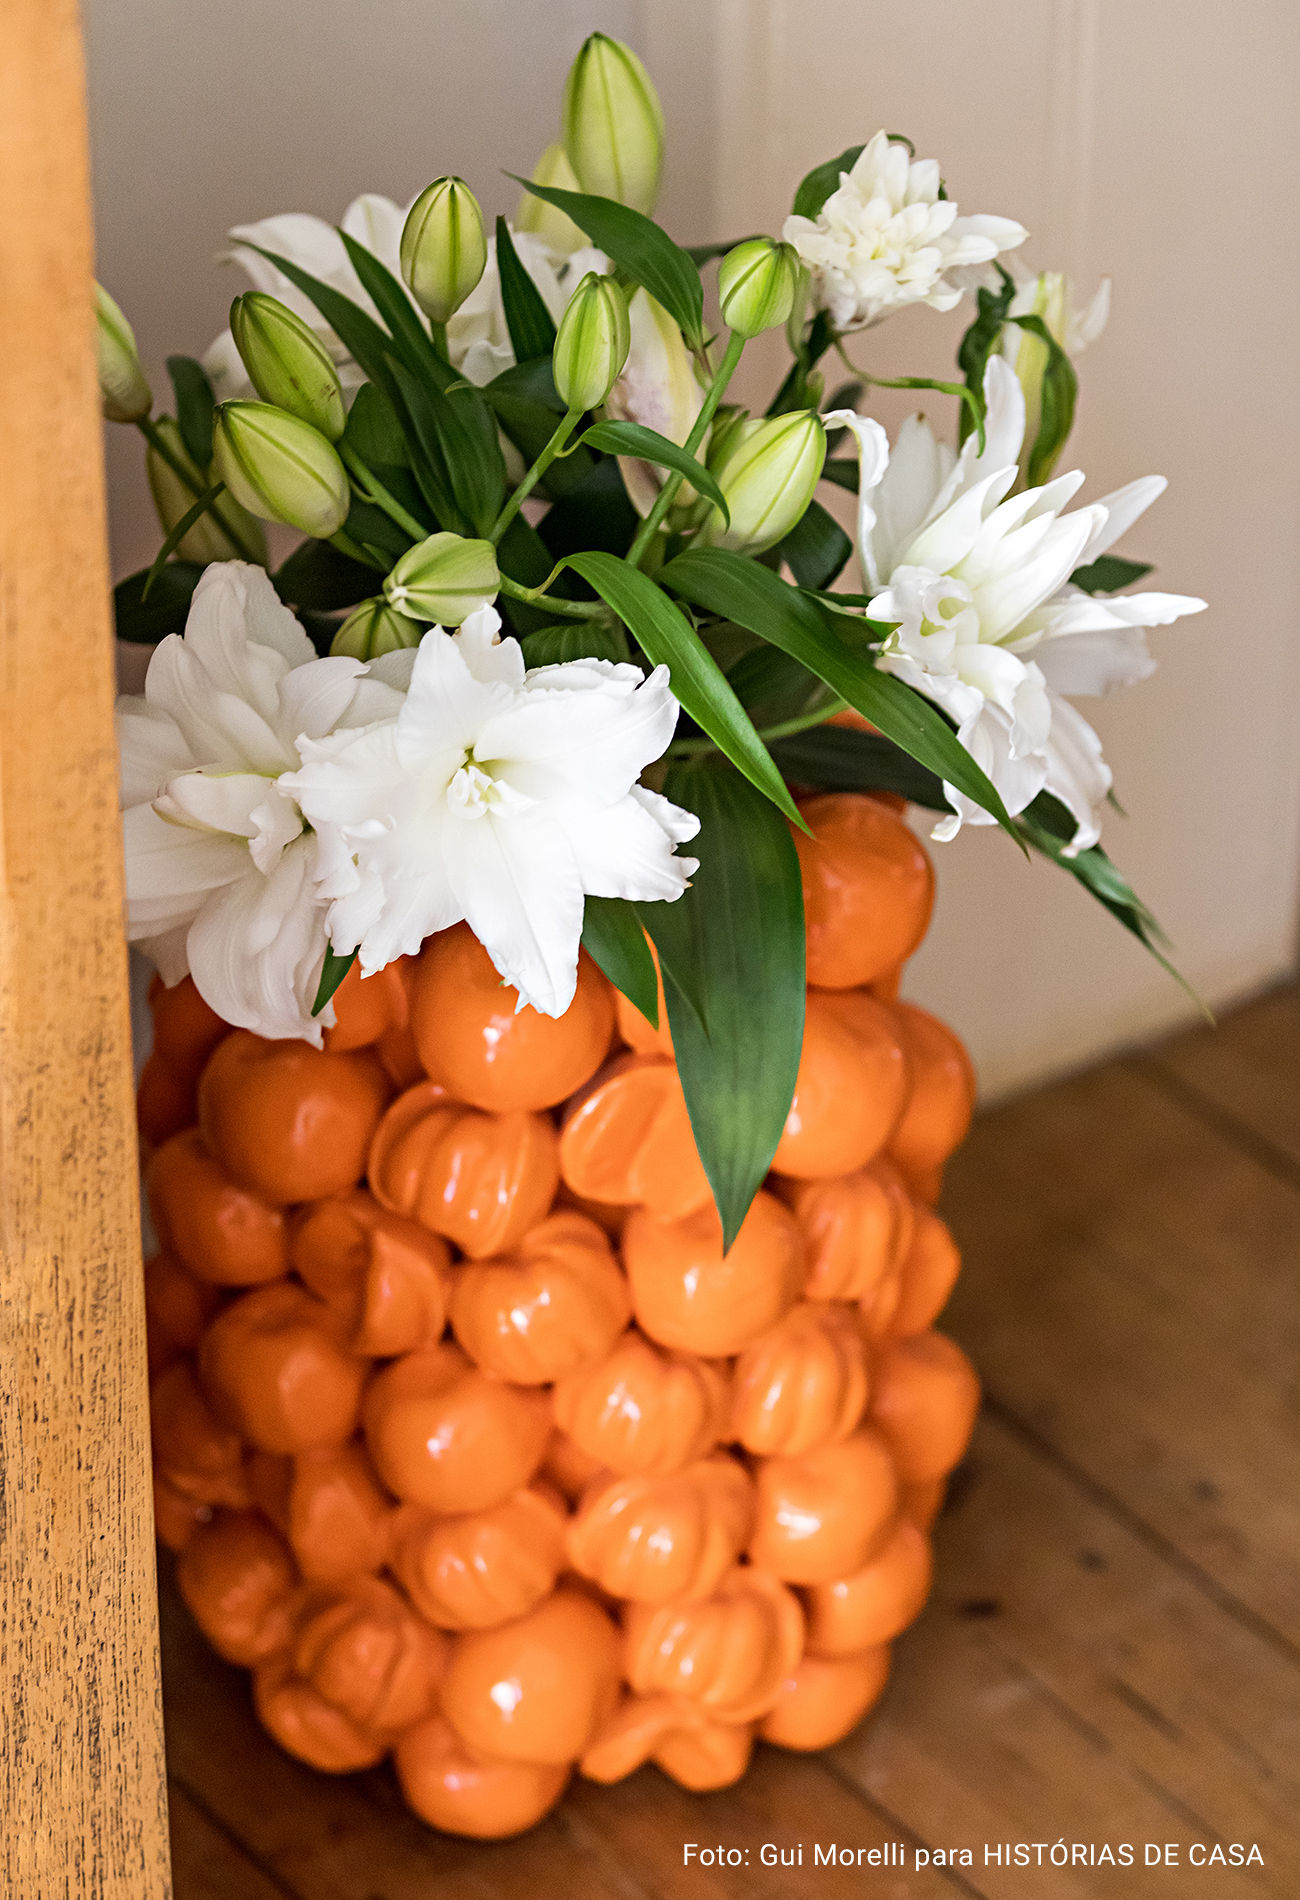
90 0 1300 1097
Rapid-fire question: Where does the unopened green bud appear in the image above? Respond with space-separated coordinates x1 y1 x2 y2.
562 33 664 215
515 143 588 255
553 273 630 412
330 597 423 660
96 284 151 422
230 294 345 441
400 177 488 325
699 409 826 554
704 407 750 475
718 238 799 339
212 401 350 539
383 532 499 626
146 416 267 565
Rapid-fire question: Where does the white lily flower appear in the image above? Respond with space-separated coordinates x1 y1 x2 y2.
116 562 407 1042
204 194 607 398
829 356 1206 850
782 131 1027 331
283 607 700 1020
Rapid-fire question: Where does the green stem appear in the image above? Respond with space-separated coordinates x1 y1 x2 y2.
625 329 746 569
135 414 264 564
328 529 386 571
667 695 847 759
431 320 449 363
339 444 427 542
488 406 583 547
497 572 609 621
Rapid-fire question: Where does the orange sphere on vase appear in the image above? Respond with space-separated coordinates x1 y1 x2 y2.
149 1359 249 1510
623 1192 805 1357
147 1129 288 1287
389 1486 568 1631
777 1156 914 1305
252 1654 389 1774
395 1714 571 1839
889 1207 962 1337
362 1344 551 1513
870 1331 981 1484
292 1191 451 1357
175 1509 298 1667
757 1644 890 1750
793 794 934 989
622 1565 805 1724
322 956 410 1053
581 1694 754 1791
143 1248 223 1375
409 924 614 1112
439 1587 622 1766
288 1575 446 1737
613 936 674 1058
748 1426 899 1584
729 1302 869 1458
198 1031 391 1204
559 1054 712 1219
770 990 908 1180
801 1518 933 1656
259 1440 395 1585
197 1281 368 1456
450 1211 631 1384
885 1002 976 1197
552 1330 730 1478
566 1455 754 1605
147 971 231 1085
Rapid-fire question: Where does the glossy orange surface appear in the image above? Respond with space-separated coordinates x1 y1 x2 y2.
870 1331 981 1484
362 1344 551 1513
770 990 909 1179
886 1001 977 1195
394 1714 571 1838
148 1128 288 1287
794 795 934 989
622 1565 804 1722
552 1331 729 1477
198 1281 368 1456
757 1644 891 1750
390 1486 567 1631
450 1211 630 1384
136 1052 199 1150
779 1157 915 1305
410 925 614 1112
748 1426 900 1583
143 1249 222 1376
292 1191 451 1357
729 1303 869 1457
368 1084 559 1259
559 1054 712 1219
439 1587 622 1765
175 1508 298 1666
623 1192 806 1357
248 1440 393 1585
148 971 231 1084
150 1359 250 1510
199 1031 391 1204
801 1518 933 1656
290 1575 445 1735
322 956 410 1053
890 1206 961 1337
566 1454 753 1605
581 1694 753 1791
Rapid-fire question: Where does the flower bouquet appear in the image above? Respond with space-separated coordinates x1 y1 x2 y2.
103 33 1205 1838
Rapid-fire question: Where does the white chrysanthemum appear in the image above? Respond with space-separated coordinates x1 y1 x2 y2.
202 192 608 398
782 131 1027 331
828 357 1206 850
284 607 700 1019
116 562 408 1042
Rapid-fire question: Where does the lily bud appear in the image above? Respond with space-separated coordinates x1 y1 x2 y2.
146 416 267 565
230 294 346 441
383 532 499 626
552 273 630 412
212 401 351 539
603 288 705 517
330 597 423 660
562 33 664 215
699 409 826 553
400 177 488 325
96 284 151 422
718 239 799 339
515 143 588 256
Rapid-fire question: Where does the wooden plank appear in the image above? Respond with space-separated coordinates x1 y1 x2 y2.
1146 983 1300 1175
0 3 171 1898
939 1061 1300 1647
834 1414 1293 1896
169 1788 296 1900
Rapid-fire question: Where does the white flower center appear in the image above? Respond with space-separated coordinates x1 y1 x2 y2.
446 755 534 822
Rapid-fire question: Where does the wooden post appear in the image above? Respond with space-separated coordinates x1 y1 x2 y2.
0 3 172 1896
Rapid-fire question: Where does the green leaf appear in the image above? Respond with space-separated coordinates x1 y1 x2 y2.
1009 313 1078 486
387 353 506 537
486 372 597 498
341 381 411 467
520 621 631 666
726 644 821 718
957 264 1016 444
313 946 358 1018
494 217 558 363
685 237 764 265
537 458 638 564
659 546 1022 843
384 357 467 533
565 550 804 827
273 537 378 611
1070 553 1154 595
113 560 205 643
791 145 864 221
343 491 415 563
141 484 226 600
650 759 806 1248
579 420 729 524
245 244 401 405
769 723 951 807
771 497 852 589
767 309 835 417
167 356 215 469
819 458 860 494
507 175 705 347
486 355 566 413
581 896 659 1028
338 230 440 381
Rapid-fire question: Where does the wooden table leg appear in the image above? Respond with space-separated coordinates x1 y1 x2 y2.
0 3 172 1895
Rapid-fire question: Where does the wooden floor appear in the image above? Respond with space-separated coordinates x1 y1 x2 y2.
161 985 1300 1900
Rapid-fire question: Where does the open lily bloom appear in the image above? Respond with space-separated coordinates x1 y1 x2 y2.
116 562 407 1041
783 131 1027 331
285 607 699 1019
202 193 607 398
828 357 1206 850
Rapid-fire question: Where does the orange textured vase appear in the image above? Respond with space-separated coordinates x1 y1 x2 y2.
141 791 980 1840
